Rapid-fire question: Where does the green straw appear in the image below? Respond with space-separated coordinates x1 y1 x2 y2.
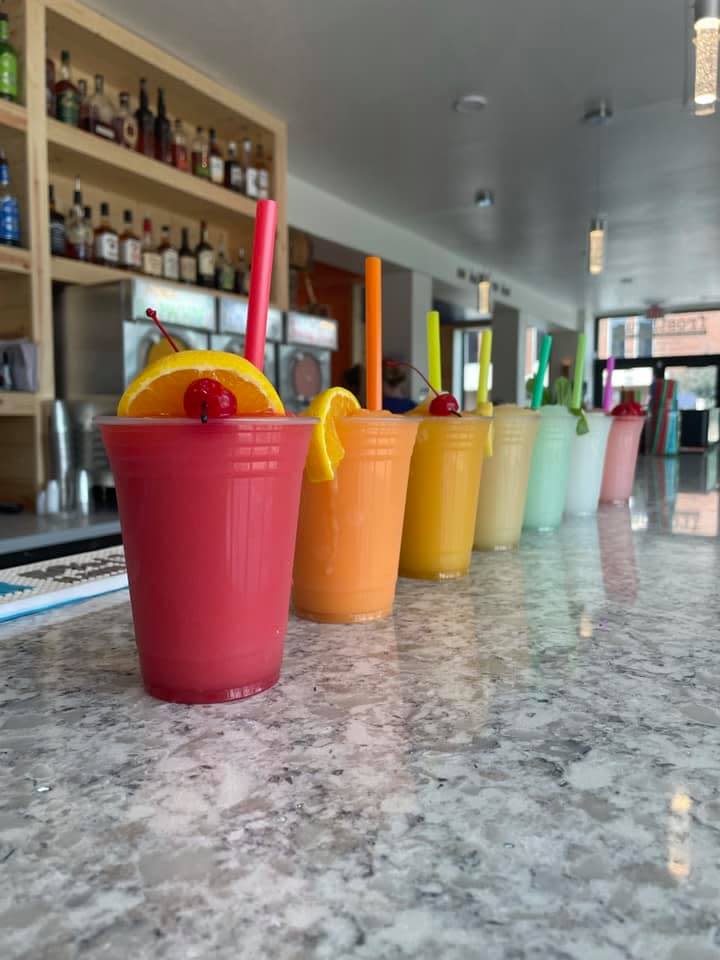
571 333 586 410
531 334 552 409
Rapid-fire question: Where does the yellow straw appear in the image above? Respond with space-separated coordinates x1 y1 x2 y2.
477 329 492 405
427 311 441 393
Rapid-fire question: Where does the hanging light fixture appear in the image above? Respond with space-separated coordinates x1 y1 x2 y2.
477 275 492 316
693 0 720 114
587 218 606 276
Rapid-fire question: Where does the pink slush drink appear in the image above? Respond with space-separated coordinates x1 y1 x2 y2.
98 416 314 704
600 410 645 504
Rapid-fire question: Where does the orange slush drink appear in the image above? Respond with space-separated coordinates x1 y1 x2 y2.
293 410 418 623
399 415 491 579
474 405 540 550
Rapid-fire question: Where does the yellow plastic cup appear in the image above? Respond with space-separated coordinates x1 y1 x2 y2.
399 415 491 579
474 406 541 550
293 414 418 623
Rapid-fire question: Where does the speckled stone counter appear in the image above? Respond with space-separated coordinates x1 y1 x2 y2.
2 458 720 960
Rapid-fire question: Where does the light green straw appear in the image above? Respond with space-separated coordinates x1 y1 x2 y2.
571 333 586 410
531 334 552 409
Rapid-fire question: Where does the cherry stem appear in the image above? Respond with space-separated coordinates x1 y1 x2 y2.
200 400 208 424
146 308 179 353
385 359 440 397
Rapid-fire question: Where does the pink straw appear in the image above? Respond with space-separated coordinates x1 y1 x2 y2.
602 356 616 412
244 199 278 371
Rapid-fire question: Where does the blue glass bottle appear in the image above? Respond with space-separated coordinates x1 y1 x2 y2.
0 149 20 246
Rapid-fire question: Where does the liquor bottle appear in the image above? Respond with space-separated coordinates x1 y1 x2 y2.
214 239 235 291
82 206 94 261
141 217 162 276
158 225 179 281
0 150 20 247
119 209 141 270
93 202 118 266
195 220 215 287
48 184 66 256
46 56 55 116
65 179 87 259
114 92 138 149
171 118 189 172
135 78 154 157
255 143 270 200
0 13 18 104
208 128 224 185
191 126 209 178
89 74 116 141
235 247 248 295
178 227 196 284
154 88 172 164
55 50 80 126
78 79 89 130
243 137 258 198
224 140 243 192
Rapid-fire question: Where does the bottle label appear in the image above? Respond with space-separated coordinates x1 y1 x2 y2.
56 89 80 126
198 250 215 278
162 248 179 281
180 255 197 283
258 170 270 199
230 165 243 190
0 195 20 245
50 221 66 256
116 116 138 149
92 121 116 142
0 52 17 99
245 168 259 198
142 251 163 277
209 156 224 184
95 233 119 263
120 236 141 269
219 265 235 291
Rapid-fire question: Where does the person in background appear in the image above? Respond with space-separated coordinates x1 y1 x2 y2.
382 358 415 414
342 363 363 402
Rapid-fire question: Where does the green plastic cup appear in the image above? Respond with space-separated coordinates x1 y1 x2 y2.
523 406 577 531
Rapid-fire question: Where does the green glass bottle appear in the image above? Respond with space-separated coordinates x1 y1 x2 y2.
0 13 18 103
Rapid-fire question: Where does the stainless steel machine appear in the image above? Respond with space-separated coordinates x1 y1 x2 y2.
278 311 338 412
210 298 282 388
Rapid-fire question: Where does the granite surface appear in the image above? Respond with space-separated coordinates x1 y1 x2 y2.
1 454 720 960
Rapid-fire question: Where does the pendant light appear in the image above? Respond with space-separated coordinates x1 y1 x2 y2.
477 275 492 317
587 218 606 276
693 0 720 114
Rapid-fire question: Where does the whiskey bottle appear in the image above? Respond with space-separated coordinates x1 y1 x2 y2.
171 118 189 172
48 185 66 256
82 205 94 261
208 128 224 185
78 78 89 130
224 140 243 192
256 143 270 200
88 74 116 141
191 126 209 178
135 78 155 157
154 88 172 164
93 202 119 266
243 137 258 198
65 178 89 260
119 209 141 270
55 50 80 126
178 227 197 284
141 217 162 277
195 220 215 287
114 92 138 149
235 247 248 295
158 225 179 281
214 239 235 291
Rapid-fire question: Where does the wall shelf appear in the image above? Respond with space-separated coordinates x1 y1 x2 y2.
0 392 39 416
0 246 32 274
0 101 28 133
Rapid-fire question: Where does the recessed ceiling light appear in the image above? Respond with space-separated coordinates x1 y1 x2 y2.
582 99 613 126
474 190 495 208
454 94 488 114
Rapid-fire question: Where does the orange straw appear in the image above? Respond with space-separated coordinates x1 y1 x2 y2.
365 256 382 411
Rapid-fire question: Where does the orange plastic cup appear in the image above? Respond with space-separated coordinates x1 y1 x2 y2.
399 416 491 579
600 415 645 503
293 415 418 622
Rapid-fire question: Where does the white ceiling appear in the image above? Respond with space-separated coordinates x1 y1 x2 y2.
86 0 720 314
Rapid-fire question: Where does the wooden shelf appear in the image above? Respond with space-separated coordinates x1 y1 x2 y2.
0 100 28 133
0 246 31 274
50 256 252 305
0 392 39 416
47 120 259 227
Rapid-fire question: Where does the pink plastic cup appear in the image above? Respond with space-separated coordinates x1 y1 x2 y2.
599 415 645 504
98 416 314 704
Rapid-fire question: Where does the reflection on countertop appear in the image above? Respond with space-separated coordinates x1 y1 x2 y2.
632 447 719 538
1 454 720 959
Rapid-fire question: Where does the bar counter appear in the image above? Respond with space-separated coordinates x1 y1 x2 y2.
1 464 719 959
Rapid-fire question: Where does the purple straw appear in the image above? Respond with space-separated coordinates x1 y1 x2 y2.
603 356 615 412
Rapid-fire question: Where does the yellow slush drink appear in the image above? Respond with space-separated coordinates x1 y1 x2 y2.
399 415 491 579
474 405 540 550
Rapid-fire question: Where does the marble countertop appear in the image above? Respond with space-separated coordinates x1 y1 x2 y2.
2 459 720 960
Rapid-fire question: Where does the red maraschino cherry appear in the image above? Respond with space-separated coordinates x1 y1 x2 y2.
385 359 461 416
145 307 237 423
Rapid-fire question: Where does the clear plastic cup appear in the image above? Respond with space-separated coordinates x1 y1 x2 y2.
565 411 613 516
98 416 314 704
293 415 418 623
523 406 577 531
399 415 491 579
600 415 645 503
474 406 540 550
